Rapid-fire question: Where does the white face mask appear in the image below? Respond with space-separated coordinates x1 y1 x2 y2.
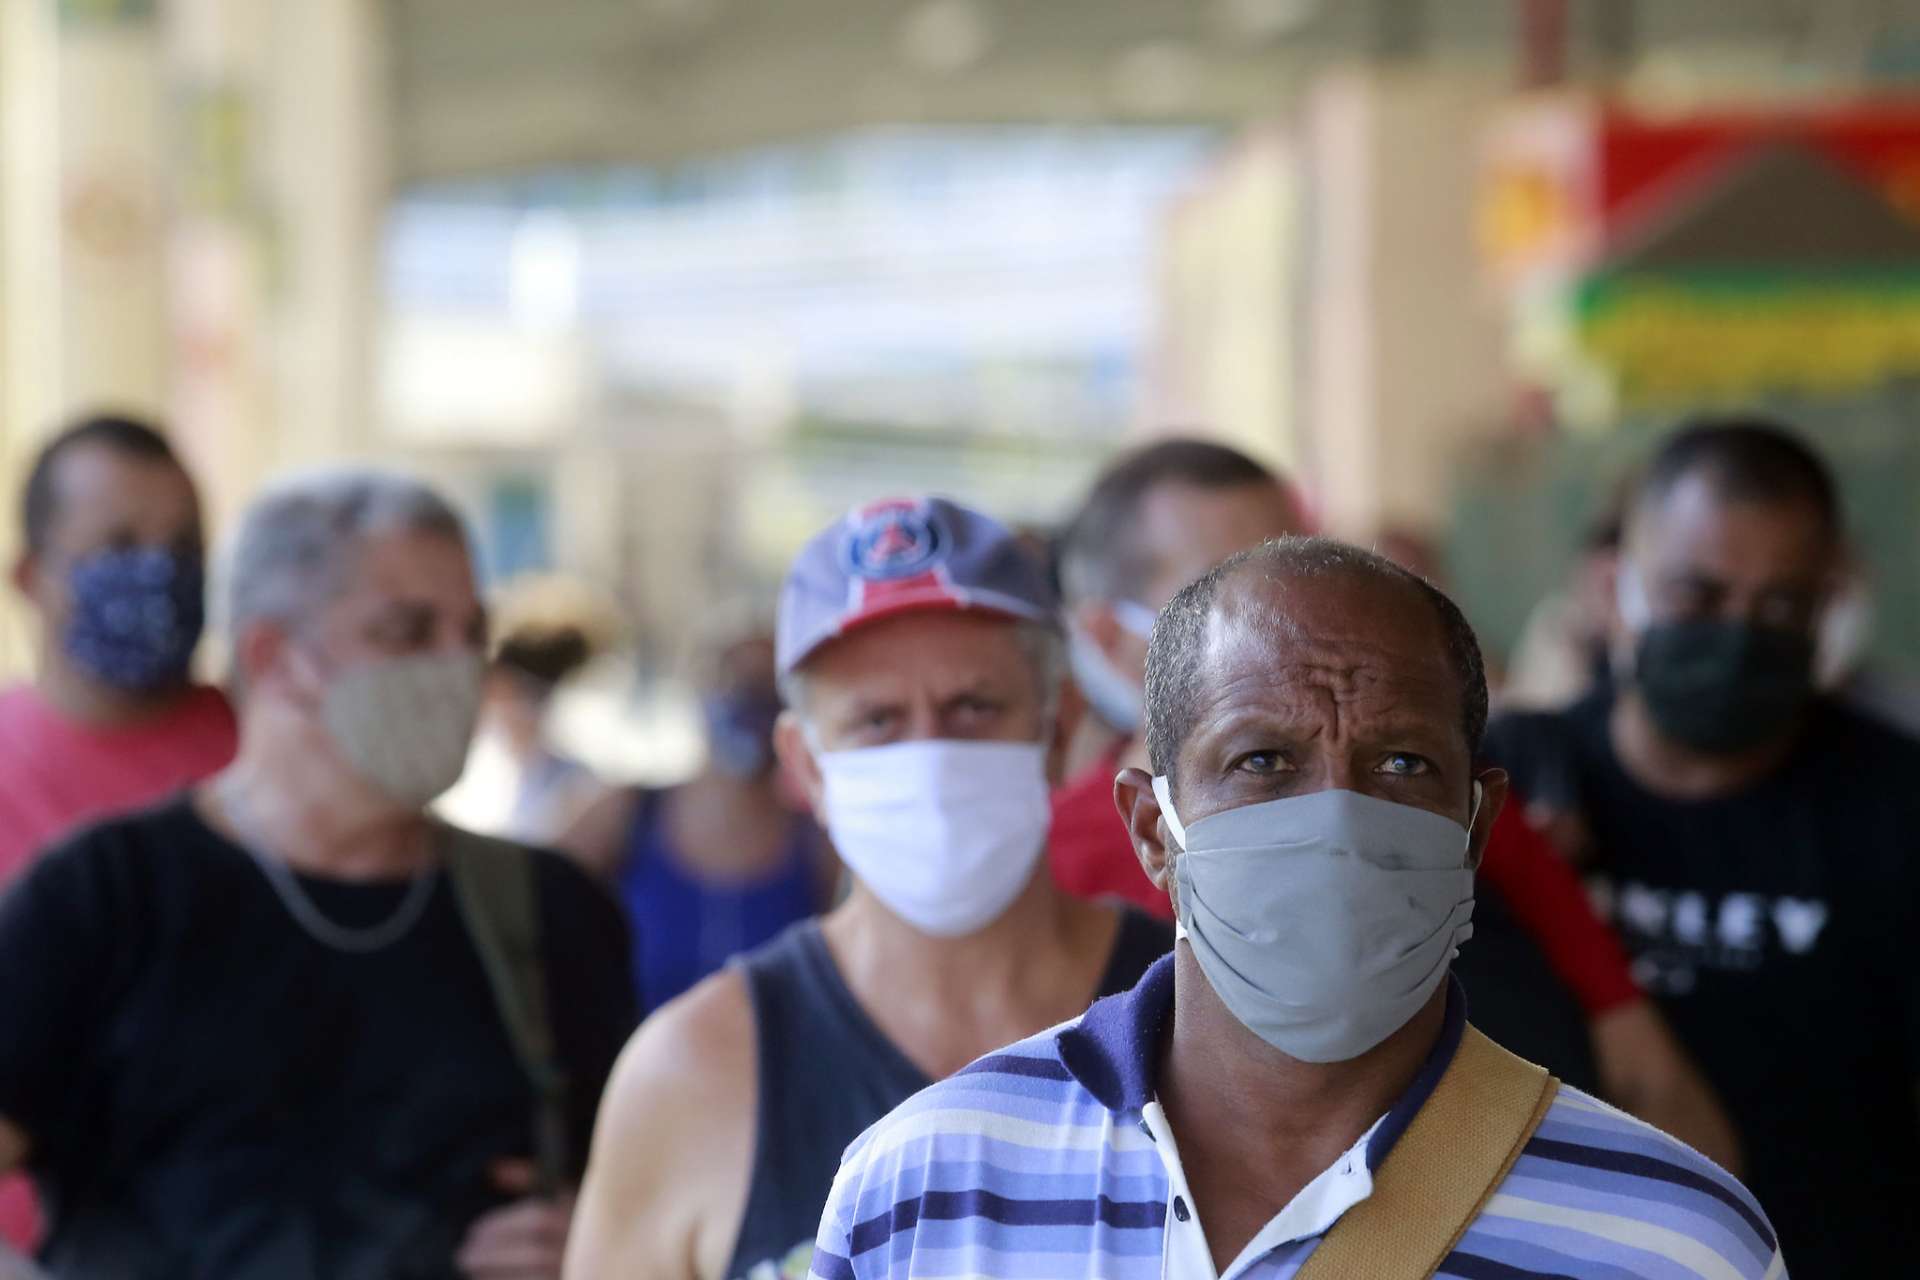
321 650 485 808
1815 579 1874 690
1154 777 1479 1063
1064 599 1156 734
815 738 1052 937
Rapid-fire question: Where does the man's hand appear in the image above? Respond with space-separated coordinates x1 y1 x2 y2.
0 1117 26 1179
1591 999 1745 1176
456 1160 574 1280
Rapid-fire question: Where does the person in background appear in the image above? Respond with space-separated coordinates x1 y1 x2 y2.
1488 418 1920 1274
0 469 635 1279
563 624 835 1015
0 414 235 888
1053 437 1738 1169
1503 501 1626 712
0 414 237 1256
808 537 1780 1280
482 623 606 845
565 498 1171 1280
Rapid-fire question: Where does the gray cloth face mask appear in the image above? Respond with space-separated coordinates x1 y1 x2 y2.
1152 778 1480 1064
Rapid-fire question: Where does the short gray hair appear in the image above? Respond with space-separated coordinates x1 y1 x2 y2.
223 468 471 642
1144 536 1488 782
779 619 1064 725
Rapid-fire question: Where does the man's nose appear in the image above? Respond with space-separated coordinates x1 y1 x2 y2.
1301 754 1361 795
899 701 944 743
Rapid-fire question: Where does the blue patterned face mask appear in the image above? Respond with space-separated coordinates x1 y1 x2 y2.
62 546 206 692
703 685 783 778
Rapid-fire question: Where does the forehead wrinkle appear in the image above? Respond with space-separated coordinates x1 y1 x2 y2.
1203 599 1445 693
1193 572 1461 733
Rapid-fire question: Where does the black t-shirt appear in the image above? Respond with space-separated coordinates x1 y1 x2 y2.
0 798 637 1280
1486 694 1920 1274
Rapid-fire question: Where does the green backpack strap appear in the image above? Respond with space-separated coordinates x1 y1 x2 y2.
439 824 571 1197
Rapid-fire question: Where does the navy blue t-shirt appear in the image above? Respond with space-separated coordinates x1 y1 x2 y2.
0 799 636 1279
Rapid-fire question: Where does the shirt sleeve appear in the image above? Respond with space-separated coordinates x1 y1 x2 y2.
1478 799 1641 1016
807 1152 864 1280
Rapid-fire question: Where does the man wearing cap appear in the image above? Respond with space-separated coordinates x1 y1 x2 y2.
565 498 1170 1280
807 536 1781 1280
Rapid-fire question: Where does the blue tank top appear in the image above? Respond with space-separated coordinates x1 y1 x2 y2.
616 789 819 1014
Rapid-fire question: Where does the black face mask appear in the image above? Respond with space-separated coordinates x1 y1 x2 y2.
1633 619 1815 755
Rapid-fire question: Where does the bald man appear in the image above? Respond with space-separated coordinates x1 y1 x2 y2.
809 536 1781 1280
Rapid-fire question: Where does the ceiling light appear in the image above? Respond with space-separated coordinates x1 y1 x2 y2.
898 0 994 76
1111 41 1205 115
1211 0 1319 44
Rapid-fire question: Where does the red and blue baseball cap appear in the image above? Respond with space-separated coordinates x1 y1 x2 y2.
776 496 1059 677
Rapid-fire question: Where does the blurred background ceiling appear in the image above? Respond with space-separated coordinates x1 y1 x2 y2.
388 0 1920 181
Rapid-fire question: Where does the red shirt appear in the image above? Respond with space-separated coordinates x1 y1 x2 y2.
1047 743 1167 915
1046 748 1641 1014
0 683 237 1253
0 684 238 890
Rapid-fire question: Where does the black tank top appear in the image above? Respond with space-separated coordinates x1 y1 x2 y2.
724 909 1172 1279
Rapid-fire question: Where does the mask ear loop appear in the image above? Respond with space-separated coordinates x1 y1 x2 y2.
1150 775 1190 941
1111 599 1158 641
1464 779 1484 860
1150 775 1186 850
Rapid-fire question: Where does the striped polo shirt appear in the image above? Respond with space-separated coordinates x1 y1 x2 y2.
808 956 1785 1280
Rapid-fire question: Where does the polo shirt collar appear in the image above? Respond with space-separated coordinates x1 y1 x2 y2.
1054 954 1468 1174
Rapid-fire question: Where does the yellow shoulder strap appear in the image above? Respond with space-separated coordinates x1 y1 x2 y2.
1294 1025 1558 1280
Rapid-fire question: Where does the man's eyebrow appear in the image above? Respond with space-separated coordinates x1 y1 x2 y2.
1357 712 1459 744
936 675 1007 701
367 599 437 626
836 692 902 718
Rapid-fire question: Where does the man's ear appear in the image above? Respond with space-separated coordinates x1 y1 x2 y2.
773 711 826 816
232 620 298 702
1115 765 1177 905
1466 767 1510 872
11 551 40 602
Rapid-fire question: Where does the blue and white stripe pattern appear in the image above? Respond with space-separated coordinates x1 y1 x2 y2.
808 957 1785 1279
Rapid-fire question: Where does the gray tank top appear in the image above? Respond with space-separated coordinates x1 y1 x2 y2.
724 912 1172 1279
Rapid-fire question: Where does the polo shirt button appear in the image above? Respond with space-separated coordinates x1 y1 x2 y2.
1174 1196 1191 1223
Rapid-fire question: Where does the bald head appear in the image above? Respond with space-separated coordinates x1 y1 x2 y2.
1143 537 1488 785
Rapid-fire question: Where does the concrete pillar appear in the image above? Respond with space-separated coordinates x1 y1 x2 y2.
0 0 169 676
52 0 170 418
1301 68 1513 538
164 0 271 538
260 0 388 470
0 0 391 681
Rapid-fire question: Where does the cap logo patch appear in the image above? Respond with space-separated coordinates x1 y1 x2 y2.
844 507 945 581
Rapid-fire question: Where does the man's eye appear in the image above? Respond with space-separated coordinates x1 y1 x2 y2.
1378 753 1432 777
1236 751 1290 775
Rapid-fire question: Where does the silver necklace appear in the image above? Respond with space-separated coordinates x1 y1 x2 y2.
218 782 441 954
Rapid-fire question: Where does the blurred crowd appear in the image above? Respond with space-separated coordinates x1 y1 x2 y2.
0 408 1909 1279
